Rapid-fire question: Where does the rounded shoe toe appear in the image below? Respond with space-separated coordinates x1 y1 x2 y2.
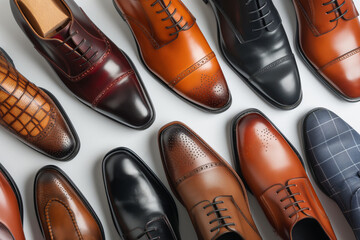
95 73 155 129
37 113 79 161
251 57 302 109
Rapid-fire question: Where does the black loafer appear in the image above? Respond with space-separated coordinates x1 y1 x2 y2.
102 147 181 240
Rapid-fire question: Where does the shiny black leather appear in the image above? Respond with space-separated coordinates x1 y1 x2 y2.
205 0 302 109
102 148 180 240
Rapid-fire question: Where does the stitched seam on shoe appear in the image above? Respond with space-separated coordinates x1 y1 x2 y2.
250 55 293 78
170 52 216 88
92 69 135 107
320 47 360 70
175 162 224 186
45 198 83 240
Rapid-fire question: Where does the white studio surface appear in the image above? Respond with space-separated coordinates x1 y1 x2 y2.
0 0 359 239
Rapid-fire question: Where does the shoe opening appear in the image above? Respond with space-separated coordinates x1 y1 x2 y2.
216 232 244 240
292 218 330 240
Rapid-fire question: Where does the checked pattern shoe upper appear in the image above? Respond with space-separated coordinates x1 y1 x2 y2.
303 108 360 239
0 48 79 161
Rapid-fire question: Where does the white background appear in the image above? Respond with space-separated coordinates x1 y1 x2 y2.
0 0 359 239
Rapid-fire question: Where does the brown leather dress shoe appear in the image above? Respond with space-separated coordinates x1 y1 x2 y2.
232 109 337 240
158 122 261 240
0 164 25 240
114 0 231 113
34 165 104 240
0 48 79 161
293 0 360 101
10 0 155 129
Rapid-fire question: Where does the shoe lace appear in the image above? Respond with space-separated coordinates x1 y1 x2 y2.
323 0 349 22
245 0 274 32
136 227 159 240
276 184 310 218
150 0 189 36
57 31 99 67
203 200 235 233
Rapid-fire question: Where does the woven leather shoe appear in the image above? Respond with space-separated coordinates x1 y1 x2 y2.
114 0 231 113
0 48 79 161
10 0 155 129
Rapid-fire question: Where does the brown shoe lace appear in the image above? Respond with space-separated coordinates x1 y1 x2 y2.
245 0 274 32
323 0 349 22
276 184 310 218
150 0 189 36
57 31 99 67
203 200 235 232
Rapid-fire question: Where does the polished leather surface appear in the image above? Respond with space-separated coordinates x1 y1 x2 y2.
10 0 155 129
0 164 25 240
35 165 104 240
114 0 231 112
294 0 360 100
103 147 180 240
0 48 79 161
206 0 302 109
158 122 261 240
233 110 336 240
303 108 360 239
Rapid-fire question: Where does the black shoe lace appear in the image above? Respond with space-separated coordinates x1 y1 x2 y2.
323 0 349 22
203 200 235 232
136 227 159 240
246 0 274 32
150 0 189 36
276 184 310 218
57 31 99 67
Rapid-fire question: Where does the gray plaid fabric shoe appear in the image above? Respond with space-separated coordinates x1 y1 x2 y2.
303 108 360 240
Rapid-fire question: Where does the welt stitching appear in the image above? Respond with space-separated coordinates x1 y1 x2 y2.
320 47 360 70
45 198 83 240
92 69 135 107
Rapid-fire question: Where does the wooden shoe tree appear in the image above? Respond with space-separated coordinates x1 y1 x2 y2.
18 0 70 37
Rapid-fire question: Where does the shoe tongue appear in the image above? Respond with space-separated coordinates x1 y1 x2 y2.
51 21 71 41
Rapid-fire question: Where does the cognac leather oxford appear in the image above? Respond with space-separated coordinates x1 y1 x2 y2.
113 0 231 113
0 48 79 161
204 0 302 109
293 0 360 101
0 164 25 240
232 109 336 240
158 122 261 240
34 165 105 240
103 147 181 240
10 0 155 129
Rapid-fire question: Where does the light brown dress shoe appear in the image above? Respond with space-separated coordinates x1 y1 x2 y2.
0 164 25 240
113 0 231 112
293 0 360 101
158 121 261 240
232 109 337 240
34 165 104 240
0 48 79 161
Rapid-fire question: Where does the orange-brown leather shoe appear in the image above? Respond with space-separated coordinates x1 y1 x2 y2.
0 163 25 240
0 48 79 161
114 0 231 112
158 121 261 240
232 109 337 240
293 0 360 101
34 165 104 240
